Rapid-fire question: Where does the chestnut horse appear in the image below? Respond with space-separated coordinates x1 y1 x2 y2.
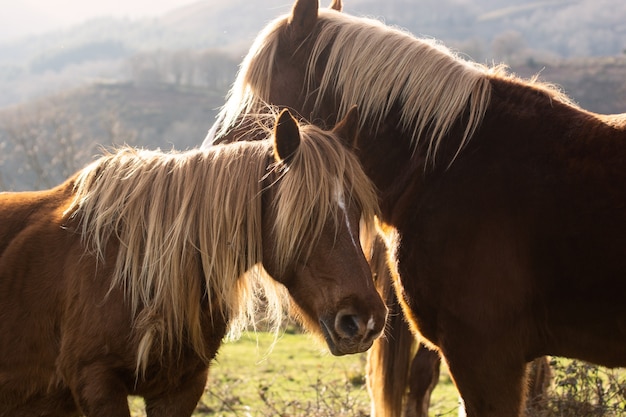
366 234 551 417
204 1 626 416
0 108 388 417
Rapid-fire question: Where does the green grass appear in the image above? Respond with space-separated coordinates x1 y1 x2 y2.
199 330 370 416
128 337 626 417
129 330 460 416
428 369 462 417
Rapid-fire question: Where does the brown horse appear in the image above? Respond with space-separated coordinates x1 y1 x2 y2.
366 233 551 417
204 1 626 416
0 108 388 417
365 233 443 417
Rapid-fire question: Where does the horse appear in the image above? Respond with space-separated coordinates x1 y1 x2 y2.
203 1 626 416
366 232 552 417
365 232 443 417
0 107 388 417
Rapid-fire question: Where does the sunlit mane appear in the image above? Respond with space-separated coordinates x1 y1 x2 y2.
217 8 575 165
63 131 378 374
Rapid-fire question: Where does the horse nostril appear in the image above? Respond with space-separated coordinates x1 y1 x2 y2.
336 312 361 338
363 326 379 344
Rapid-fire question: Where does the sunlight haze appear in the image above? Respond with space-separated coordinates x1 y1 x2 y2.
0 0 199 41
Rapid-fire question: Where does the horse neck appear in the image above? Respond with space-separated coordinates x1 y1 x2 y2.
355 122 423 225
486 76 626 146
356 77 570 225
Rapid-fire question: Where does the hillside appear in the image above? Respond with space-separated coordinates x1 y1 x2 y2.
0 83 226 191
0 0 624 191
510 56 626 114
1 50 624 192
0 0 625 108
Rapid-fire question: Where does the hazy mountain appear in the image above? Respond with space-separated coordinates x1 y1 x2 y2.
1 0 624 108
1 0 625 191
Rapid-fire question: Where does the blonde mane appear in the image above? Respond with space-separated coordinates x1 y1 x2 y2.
217 8 574 165
63 129 378 374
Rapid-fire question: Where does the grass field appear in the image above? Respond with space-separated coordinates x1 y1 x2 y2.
128 330 626 417
129 330 460 417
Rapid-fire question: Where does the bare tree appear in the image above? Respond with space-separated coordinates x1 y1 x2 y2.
196 49 238 90
129 52 166 86
167 50 195 86
0 97 136 191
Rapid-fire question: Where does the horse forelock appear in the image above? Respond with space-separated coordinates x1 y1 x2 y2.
271 123 379 274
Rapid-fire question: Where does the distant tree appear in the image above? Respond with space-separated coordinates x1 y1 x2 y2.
196 49 238 90
129 52 165 86
126 49 238 89
31 41 130 74
0 97 136 191
0 106 84 190
167 50 194 86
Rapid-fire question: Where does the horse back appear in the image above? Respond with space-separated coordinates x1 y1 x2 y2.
1 181 71 243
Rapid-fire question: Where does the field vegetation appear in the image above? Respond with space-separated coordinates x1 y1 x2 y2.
126 330 626 417
129 330 460 417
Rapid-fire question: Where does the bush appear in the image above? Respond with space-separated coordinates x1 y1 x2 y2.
534 359 626 417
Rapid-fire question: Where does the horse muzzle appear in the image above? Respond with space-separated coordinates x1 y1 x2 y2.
319 308 385 355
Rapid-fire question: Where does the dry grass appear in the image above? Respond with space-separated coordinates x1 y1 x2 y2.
531 359 626 417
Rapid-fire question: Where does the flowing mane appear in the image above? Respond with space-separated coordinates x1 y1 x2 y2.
63 129 378 372
218 8 576 164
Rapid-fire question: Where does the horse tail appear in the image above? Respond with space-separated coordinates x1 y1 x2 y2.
367 237 417 417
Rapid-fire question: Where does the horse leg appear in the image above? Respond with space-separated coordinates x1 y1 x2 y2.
524 356 551 414
443 347 527 417
404 344 441 417
68 365 131 417
145 368 208 417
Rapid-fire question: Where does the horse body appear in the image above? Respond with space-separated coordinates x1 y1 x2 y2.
398 85 626 415
395 78 625 400
0 186 80 416
399 78 626 344
0 110 387 416
0 187 220 415
208 1 626 415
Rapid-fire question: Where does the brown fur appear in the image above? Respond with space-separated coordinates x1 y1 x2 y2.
0 110 387 416
366 235 419 417
367 235 550 417
207 1 626 416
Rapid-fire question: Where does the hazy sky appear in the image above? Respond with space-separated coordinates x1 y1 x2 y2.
0 0 199 41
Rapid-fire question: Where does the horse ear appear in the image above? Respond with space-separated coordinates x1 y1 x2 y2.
274 109 302 163
288 0 319 39
329 0 343 11
332 105 360 150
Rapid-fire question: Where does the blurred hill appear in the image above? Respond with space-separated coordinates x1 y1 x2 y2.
1 0 625 107
0 0 624 190
0 82 227 190
510 56 626 115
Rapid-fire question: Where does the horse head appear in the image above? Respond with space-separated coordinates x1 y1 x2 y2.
262 107 387 355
